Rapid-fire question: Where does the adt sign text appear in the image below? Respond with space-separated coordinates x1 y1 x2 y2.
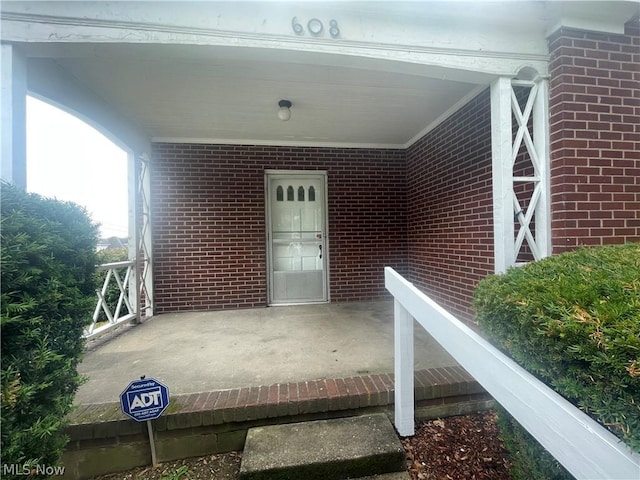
120 378 170 422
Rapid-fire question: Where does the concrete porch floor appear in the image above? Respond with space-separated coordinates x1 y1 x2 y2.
75 300 458 405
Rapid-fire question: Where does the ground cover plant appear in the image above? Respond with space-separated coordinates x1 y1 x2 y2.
474 243 640 479
1 182 98 476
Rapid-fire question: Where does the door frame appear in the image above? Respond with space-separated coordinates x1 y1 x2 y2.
265 169 330 306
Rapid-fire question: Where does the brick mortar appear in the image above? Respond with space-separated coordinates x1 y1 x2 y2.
65 366 483 441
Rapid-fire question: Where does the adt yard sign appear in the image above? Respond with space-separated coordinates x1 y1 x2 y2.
120 377 170 422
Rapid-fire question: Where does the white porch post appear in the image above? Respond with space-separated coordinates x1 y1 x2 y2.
127 150 139 320
1 44 27 188
490 77 515 274
533 78 552 259
135 152 153 320
491 75 551 272
394 298 414 436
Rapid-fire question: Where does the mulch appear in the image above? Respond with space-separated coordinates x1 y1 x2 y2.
403 411 512 480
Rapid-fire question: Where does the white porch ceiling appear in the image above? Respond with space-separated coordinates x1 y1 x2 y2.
29 43 481 148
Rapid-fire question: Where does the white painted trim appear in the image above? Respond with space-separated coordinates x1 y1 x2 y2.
1 12 550 65
152 137 406 150
385 267 640 480
1 43 27 188
27 60 150 154
264 169 329 176
404 85 487 148
127 150 137 316
533 78 552 258
490 77 515 274
545 19 630 39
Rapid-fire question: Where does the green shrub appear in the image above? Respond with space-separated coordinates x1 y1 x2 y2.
495 404 573 480
474 243 640 477
96 245 128 265
1 182 98 475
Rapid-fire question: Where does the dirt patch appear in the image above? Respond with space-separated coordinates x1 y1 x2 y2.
91 411 511 479
91 451 241 480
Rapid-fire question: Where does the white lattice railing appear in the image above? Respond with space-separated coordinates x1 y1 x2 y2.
85 260 138 339
386 267 640 480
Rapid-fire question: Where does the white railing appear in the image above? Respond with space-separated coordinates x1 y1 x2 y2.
84 260 138 339
385 267 640 480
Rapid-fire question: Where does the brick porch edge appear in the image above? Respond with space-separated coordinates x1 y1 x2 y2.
66 366 488 442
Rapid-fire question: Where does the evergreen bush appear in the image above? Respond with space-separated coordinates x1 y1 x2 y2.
474 243 640 478
1 182 98 475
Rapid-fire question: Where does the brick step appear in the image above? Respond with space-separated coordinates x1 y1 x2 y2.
239 414 406 480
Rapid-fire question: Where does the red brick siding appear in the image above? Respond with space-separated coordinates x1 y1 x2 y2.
151 144 407 312
406 90 494 322
549 23 640 252
149 22 640 317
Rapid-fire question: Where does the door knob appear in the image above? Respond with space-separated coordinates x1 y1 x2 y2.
319 244 323 259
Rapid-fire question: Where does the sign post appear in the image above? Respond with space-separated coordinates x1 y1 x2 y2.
120 376 170 467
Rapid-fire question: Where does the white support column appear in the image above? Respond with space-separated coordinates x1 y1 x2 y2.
533 78 552 258
490 77 515 274
127 150 138 318
1 44 27 188
136 152 153 319
394 298 414 436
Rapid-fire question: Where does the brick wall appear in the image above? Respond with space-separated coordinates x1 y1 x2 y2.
150 21 639 317
548 21 640 252
151 144 406 312
406 90 494 322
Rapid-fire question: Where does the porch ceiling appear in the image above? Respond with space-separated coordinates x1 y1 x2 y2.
27 43 480 148
11 1 636 149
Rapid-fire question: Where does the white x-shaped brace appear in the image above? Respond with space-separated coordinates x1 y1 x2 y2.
89 265 134 334
510 83 543 261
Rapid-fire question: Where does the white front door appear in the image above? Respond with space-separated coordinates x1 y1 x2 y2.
266 171 328 305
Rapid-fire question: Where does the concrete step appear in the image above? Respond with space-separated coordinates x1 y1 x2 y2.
239 414 407 480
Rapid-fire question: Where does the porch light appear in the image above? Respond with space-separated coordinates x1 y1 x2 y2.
277 99 292 121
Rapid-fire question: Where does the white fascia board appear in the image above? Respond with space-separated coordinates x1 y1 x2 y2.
1 5 550 79
544 2 639 37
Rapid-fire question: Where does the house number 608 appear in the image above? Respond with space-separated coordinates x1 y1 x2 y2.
291 17 340 38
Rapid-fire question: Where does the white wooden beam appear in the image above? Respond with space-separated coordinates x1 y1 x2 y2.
394 299 414 436
490 77 515 273
386 267 640 480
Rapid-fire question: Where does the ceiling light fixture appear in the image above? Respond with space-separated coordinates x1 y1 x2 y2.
277 99 292 121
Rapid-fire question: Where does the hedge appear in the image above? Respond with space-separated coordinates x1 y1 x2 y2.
1 182 98 475
474 243 640 478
